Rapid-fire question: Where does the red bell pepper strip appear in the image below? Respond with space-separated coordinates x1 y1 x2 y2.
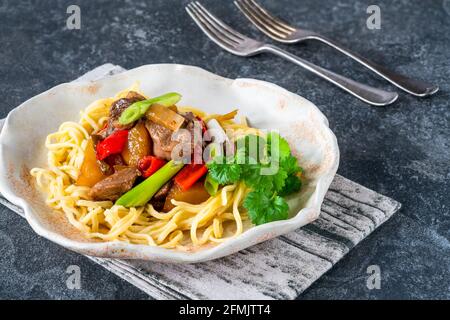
96 130 129 161
174 163 208 191
138 156 167 178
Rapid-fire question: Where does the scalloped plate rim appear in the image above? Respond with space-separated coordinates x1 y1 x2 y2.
0 64 339 263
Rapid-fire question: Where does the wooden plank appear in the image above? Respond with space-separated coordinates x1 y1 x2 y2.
126 238 333 300
282 228 349 264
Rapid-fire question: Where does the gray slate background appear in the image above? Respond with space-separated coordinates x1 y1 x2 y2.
0 0 449 299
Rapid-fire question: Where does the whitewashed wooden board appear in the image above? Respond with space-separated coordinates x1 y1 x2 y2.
0 64 401 300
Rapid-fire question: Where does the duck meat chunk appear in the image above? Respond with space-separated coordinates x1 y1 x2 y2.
125 91 146 102
154 180 173 201
145 120 178 160
180 111 196 122
106 91 146 134
91 91 146 140
149 180 173 211
145 117 203 162
185 115 205 163
98 153 126 175
88 167 140 201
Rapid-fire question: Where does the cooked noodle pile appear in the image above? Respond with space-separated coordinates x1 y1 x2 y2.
30 85 260 249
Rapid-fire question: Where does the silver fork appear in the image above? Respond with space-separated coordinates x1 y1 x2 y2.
235 0 438 97
186 1 397 106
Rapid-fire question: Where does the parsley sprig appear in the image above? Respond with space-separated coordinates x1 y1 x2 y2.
206 133 303 225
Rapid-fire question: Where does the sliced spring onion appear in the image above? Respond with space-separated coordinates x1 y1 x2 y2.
118 92 182 125
115 160 184 207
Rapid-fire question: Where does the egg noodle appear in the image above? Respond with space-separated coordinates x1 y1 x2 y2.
30 85 262 249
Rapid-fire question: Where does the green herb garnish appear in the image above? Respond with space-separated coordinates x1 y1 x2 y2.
206 133 303 225
244 191 289 225
278 174 302 197
207 156 241 185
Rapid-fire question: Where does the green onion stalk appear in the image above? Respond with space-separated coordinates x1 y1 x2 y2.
204 173 219 196
116 160 184 207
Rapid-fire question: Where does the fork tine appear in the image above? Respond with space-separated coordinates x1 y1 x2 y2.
246 0 296 32
186 4 237 50
190 2 245 46
194 1 246 41
241 0 294 35
189 2 241 45
234 0 288 40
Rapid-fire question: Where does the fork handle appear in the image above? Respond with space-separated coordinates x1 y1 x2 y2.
311 35 438 97
263 45 398 106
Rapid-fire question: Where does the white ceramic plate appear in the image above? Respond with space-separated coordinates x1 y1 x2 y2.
0 64 339 263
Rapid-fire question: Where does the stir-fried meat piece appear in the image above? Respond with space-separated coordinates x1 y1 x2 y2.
145 120 182 160
106 153 126 167
180 111 196 122
96 159 113 175
91 128 108 140
149 180 173 211
153 180 173 201
145 114 203 162
90 91 146 170
91 91 146 140
91 131 104 147
88 167 140 201
125 91 146 101
98 153 126 175
109 99 132 129
106 91 146 135
184 115 205 163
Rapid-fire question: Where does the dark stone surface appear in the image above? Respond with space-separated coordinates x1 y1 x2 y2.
0 0 448 299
